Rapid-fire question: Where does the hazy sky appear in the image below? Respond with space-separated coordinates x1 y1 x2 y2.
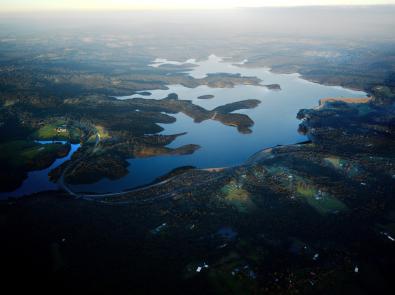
2 0 395 11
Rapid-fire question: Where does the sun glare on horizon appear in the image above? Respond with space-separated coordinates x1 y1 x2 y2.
1 0 395 12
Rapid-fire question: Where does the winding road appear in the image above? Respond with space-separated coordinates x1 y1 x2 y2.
57 131 228 204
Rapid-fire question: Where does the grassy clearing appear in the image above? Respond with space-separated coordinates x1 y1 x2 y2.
296 183 316 197
324 156 361 177
95 125 111 139
35 119 82 142
36 120 67 139
221 181 256 213
325 157 342 169
296 182 347 215
305 195 348 215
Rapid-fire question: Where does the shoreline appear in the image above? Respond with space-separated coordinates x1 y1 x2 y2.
0 56 372 199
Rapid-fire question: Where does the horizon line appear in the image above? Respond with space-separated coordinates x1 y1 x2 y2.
1 4 395 13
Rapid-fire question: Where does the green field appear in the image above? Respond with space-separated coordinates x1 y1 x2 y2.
296 183 347 215
35 120 82 142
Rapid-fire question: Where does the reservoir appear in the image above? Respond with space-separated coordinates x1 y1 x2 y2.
70 55 367 193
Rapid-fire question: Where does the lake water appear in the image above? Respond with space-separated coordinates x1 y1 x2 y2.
70 55 367 193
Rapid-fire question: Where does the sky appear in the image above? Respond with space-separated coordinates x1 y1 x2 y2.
1 0 395 11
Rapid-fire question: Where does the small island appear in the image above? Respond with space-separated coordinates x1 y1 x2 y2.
197 94 215 99
265 84 281 90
